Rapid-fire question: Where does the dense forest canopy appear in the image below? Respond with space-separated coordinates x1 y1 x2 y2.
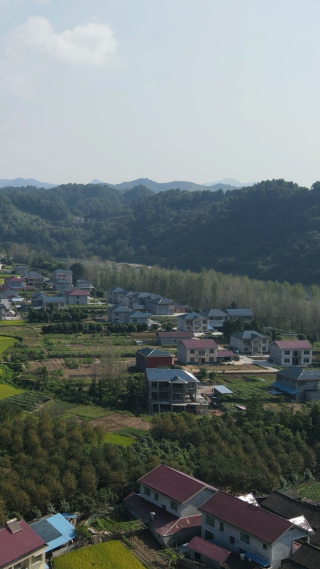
1 179 320 284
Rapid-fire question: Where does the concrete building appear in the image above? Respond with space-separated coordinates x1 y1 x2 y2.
272 367 320 401
52 269 72 290
230 330 269 355
177 339 218 365
200 491 309 569
269 340 312 366
177 313 208 333
64 289 89 305
124 464 217 547
135 348 174 371
0 519 47 569
146 368 208 414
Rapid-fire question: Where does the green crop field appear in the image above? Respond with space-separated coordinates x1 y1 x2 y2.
0 336 17 356
0 321 26 327
298 482 320 502
63 404 110 421
0 384 24 401
216 374 278 404
53 540 145 569
103 433 135 446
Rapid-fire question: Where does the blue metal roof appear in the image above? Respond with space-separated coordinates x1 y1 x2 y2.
272 382 298 395
31 514 75 552
244 551 269 567
269 389 282 395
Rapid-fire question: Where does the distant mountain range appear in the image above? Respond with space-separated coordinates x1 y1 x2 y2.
0 178 57 190
203 178 256 188
0 176 253 193
90 178 240 193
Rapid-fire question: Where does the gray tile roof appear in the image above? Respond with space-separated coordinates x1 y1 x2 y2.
225 308 253 317
261 491 320 529
231 330 268 340
277 367 320 382
146 369 198 383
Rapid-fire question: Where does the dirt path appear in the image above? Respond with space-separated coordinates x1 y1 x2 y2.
130 535 168 569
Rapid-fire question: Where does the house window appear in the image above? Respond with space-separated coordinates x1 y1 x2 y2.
190 358 195 362
284 350 290 355
304 358 310 363
240 532 250 545
155 492 159 500
219 521 224 532
194 552 201 561
171 500 178 511
206 515 215 527
209 357 214 362
209 349 215 353
205 530 214 540
14 564 22 569
33 555 43 565
304 350 310 355
190 349 195 354
230 536 235 544
144 486 150 496
262 340 266 344
151 382 157 388
284 359 290 363
263 543 267 550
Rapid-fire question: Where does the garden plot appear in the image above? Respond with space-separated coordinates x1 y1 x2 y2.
53 540 145 569
28 359 103 378
90 412 151 432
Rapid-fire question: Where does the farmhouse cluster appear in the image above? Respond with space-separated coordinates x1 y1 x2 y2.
0 267 93 318
124 463 320 569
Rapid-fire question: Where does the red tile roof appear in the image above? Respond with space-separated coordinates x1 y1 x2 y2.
181 340 218 349
273 340 312 350
200 491 292 544
66 289 89 296
0 520 46 567
124 493 201 537
139 464 216 504
157 332 194 338
187 536 231 563
217 350 234 357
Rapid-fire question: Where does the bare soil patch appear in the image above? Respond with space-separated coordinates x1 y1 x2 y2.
90 412 151 432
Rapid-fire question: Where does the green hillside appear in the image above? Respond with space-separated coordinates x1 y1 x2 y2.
1 179 320 284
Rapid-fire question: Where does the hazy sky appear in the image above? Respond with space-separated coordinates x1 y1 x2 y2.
0 0 319 187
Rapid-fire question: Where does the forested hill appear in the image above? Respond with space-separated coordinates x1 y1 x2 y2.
1 179 320 285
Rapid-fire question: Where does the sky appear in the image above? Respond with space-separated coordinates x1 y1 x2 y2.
0 0 319 187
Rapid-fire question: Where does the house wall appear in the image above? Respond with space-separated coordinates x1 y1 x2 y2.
140 484 184 517
177 318 208 333
42 301 66 311
270 345 312 366
201 514 271 565
2 547 47 569
277 373 320 402
230 336 269 355
139 485 213 518
271 527 308 568
67 295 88 305
156 335 193 345
145 356 174 369
177 344 217 365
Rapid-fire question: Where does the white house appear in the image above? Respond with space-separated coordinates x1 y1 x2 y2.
124 464 217 547
0 519 47 569
230 330 269 355
199 491 309 568
199 309 227 331
177 339 218 365
64 289 89 305
269 340 312 366
177 313 208 333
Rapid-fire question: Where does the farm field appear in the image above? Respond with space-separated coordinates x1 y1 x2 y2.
212 373 278 405
53 540 145 569
0 336 17 356
102 432 135 446
90 412 151 432
0 384 24 400
0 320 26 326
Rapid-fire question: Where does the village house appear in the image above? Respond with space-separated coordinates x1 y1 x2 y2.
22 271 44 287
281 542 320 569
177 339 218 365
107 288 177 315
124 311 151 324
146 368 208 414
272 367 320 401
4 276 26 288
224 308 254 321
0 519 47 569
64 288 89 305
124 464 217 547
76 278 93 292
156 331 195 346
199 491 309 568
261 489 320 532
145 296 175 315
229 330 269 355
52 269 73 290
108 304 132 323
32 294 67 311
14 264 28 275
186 536 231 567
177 312 208 333
135 348 174 371
199 309 227 331
269 340 313 366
